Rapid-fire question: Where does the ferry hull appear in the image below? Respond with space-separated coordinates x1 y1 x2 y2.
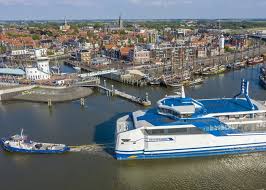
116 143 266 160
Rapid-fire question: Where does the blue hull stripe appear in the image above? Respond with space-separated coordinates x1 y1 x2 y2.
116 145 266 160
116 141 266 153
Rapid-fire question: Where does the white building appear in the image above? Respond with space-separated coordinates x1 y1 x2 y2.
219 35 225 49
10 49 30 56
32 48 47 58
128 46 151 64
10 48 47 58
91 57 109 65
25 57 51 81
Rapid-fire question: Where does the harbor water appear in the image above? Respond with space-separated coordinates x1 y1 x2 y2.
0 64 266 190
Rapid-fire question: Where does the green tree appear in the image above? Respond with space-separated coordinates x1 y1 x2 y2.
0 44 7 54
32 34 40 40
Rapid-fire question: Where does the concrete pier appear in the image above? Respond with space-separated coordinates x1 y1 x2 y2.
80 84 151 106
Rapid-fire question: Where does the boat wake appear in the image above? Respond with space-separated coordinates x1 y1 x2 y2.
69 144 114 157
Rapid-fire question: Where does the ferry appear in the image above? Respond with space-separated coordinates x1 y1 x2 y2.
0 129 70 154
115 79 266 160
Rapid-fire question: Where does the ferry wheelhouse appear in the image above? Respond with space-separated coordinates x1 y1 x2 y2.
115 79 266 160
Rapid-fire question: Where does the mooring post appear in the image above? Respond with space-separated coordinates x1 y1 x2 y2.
111 85 114 96
146 92 149 102
48 99 52 107
80 98 85 106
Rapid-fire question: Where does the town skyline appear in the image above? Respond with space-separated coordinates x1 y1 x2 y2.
0 0 266 20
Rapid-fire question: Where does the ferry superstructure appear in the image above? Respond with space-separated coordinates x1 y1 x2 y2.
115 79 266 160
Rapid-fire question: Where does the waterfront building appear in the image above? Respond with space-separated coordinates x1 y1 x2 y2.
0 68 25 77
76 50 91 65
33 48 47 58
196 47 207 58
120 47 133 60
207 47 220 57
103 45 120 60
91 57 109 65
10 49 31 56
25 57 50 81
128 46 151 64
40 39 53 49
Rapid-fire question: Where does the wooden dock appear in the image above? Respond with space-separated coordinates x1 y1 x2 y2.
80 84 151 106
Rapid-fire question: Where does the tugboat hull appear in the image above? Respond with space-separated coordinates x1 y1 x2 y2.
0 138 70 154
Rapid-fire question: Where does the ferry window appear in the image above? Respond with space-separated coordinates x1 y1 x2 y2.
152 129 164 135
188 127 205 134
146 127 205 135
145 129 164 135
167 128 187 134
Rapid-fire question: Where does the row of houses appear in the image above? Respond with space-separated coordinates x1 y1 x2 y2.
101 42 225 64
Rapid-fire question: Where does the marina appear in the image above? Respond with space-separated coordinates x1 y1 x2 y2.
0 64 266 189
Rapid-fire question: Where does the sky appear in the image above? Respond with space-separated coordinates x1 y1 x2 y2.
0 0 266 20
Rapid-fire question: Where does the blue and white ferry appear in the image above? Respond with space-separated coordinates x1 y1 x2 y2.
1 129 70 154
115 79 266 160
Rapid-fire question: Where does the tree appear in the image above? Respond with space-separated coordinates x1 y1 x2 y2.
32 34 40 40
0 44 7 54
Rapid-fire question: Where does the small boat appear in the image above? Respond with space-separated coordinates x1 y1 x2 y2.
216 65 227 74
248 57 264 65
239 60 247 68
167 82 182 88
73 66 81 72
148 79 160 86
0 129 70 154
51 65 60 70
51 66 60 74
190 78 204 86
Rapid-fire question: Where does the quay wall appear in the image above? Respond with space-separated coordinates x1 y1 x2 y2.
12 87 94 103
0 85 36 101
